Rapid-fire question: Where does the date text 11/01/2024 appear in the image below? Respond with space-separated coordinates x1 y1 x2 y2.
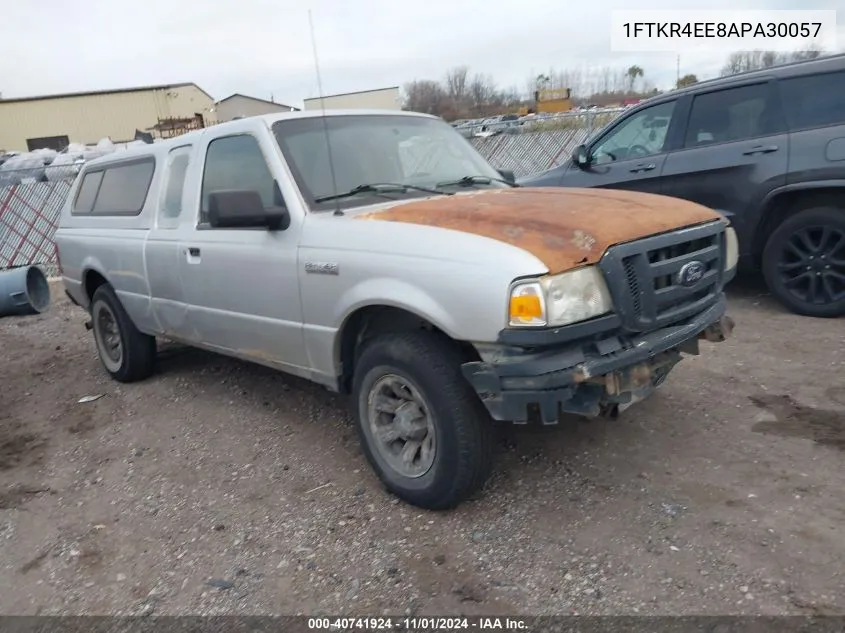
621 21 823 38
307 617 528 630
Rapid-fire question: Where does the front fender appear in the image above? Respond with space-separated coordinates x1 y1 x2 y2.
334 277 461 338
301 276 464 388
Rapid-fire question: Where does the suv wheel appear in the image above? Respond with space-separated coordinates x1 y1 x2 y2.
762 207 845 318
351 331 494 510
90 284 157 382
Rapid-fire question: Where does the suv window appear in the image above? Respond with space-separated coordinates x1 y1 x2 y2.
683 83 783 148
200 134 277 224
780 70 845 131
591 100 675 164
73 160 154 215
158 145 192 228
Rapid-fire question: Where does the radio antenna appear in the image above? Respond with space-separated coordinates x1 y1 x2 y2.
308 9 342 216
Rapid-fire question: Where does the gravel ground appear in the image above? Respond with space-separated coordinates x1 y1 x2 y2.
0 277 843 616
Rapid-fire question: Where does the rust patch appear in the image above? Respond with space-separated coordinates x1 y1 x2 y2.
356 187 723 273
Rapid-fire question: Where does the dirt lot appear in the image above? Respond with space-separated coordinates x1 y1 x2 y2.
0 278 843 616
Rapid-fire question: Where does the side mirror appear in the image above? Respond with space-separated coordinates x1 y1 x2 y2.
572 144 591 168
207 190 290 231
498 169 516 184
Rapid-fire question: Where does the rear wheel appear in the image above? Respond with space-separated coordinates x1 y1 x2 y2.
351 331 494 510
762 207 845 317
91 284 156 382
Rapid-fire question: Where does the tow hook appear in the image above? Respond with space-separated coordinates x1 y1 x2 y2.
699 315 735 342
84 320 93 331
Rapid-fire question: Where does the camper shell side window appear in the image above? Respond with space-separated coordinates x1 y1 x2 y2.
72 157 156 216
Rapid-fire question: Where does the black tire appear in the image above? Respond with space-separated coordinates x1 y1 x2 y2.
351 331 494 510
90 284 156 382
762 207 845 318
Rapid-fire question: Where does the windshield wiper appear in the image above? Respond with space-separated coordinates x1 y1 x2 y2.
314 182 451 203
435 175 519 188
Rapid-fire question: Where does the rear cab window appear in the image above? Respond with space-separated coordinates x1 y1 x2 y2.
157 145 192 228
72 158 155 215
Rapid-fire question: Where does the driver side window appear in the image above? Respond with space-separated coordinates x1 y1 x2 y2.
592 100 676 164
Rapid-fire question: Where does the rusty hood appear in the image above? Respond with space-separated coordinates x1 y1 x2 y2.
354 187 724 273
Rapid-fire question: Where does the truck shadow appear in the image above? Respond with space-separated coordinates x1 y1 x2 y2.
723 271 782 312
152 340 671 472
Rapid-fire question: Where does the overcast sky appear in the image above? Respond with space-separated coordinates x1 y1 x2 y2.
1 0 842 107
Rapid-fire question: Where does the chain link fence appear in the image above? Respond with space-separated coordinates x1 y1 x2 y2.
467 107 625 178
0 108 626 274
0 180 71 277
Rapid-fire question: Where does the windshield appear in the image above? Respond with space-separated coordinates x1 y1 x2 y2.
271 115 507 211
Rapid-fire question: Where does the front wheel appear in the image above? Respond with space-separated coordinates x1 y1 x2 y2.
762 207 845 318
351 331 494 510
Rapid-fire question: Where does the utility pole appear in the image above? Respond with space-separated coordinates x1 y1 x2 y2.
676 55 680 86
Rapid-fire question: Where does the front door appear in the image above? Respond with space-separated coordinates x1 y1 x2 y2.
560 99 679 195
178 128 309 373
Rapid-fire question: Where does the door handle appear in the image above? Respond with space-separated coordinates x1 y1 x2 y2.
630 163 656 173
742 145 778 155
186 247 201 263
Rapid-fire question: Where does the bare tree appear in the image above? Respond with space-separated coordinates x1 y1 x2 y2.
444 66 470 106
639 78 657 94
598 67 613 95
403 80 449 115
526 64 657 106
551 67 585 97
468 73 498 113
720 48 825 76
498 86 523 108
790 47 824 61
404 69 518 119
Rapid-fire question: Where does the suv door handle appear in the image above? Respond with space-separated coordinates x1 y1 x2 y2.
742 145 778 155
186 247 201 263
630 163 656 173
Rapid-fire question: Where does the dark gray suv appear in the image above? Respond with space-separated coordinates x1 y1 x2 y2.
521 54 845 318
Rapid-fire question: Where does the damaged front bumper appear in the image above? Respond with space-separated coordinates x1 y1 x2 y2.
462 294 734 423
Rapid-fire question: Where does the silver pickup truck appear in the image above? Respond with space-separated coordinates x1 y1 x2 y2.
55 110 736 509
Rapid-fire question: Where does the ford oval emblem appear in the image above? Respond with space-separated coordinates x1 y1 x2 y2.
677 261 706 287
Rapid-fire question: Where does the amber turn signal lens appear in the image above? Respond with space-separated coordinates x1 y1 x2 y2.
509 294 543 321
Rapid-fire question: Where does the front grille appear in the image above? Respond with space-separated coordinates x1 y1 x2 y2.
622 257 643 320
599 222 726 333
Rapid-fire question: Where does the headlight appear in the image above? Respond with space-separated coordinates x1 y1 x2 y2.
508 266 613 328
724 227 739 272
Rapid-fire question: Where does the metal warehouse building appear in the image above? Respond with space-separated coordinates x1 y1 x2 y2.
0 82 216 153
214 93 299 122
302 86 401 111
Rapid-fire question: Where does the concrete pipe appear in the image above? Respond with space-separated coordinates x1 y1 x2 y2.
0 265 51 317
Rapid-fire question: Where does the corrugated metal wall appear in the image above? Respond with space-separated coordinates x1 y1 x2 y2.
0 85 215 152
